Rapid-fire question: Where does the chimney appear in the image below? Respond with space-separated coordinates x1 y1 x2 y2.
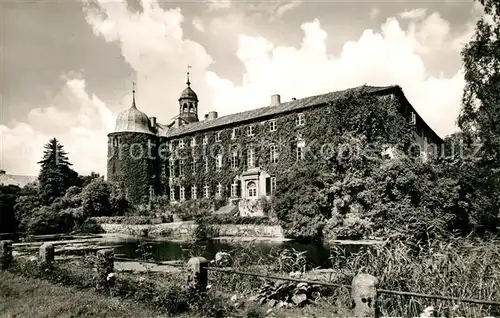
204 114 209 120
149 117 157 128
270 94 281 106
175 118 182 127
207 111 218 120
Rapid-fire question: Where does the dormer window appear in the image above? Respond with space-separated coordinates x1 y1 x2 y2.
296 113 305 126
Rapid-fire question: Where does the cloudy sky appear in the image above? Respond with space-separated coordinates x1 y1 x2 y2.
0 0 483 176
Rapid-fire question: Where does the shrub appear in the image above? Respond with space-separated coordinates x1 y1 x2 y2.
170 199 212 221
81 179 129 217
323 212 373 240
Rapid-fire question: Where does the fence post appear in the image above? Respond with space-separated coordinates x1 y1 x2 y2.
96 249 114 289
39 243 54 267
187 256 209 293
0 240 13 270
351 273 379 318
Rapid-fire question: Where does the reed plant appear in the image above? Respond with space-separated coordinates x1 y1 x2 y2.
209 236 500 317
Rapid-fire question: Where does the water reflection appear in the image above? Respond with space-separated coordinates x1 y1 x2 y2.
114 239 365 269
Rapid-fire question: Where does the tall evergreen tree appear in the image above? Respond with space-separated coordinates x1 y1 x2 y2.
38 138 79 203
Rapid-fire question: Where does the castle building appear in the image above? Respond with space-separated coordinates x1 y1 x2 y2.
107 73 442 212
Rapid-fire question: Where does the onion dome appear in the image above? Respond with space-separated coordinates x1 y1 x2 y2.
178 68 198 102
114 84 153 135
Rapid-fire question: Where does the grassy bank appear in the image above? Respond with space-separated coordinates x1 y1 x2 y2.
0 271 167 318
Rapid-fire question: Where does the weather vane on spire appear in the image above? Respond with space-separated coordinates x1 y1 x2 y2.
186 65 192 87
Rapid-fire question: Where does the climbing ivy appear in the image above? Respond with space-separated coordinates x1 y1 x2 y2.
107 132 159 204
163 90 412 200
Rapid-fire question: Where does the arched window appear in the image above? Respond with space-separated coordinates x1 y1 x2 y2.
183 103 188 113
189 103 194 113
247 181 257 198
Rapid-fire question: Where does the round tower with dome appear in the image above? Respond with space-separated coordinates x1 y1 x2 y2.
107 84 159 205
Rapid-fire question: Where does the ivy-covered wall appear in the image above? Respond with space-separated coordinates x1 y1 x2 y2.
107 89 440 206
107 132 160 204
163 91 415 202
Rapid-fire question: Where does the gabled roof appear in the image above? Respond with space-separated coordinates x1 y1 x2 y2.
166 85 395 138
164 84 442 143
0 174 37 187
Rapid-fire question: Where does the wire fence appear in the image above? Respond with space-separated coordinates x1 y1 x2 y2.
206 266 500 307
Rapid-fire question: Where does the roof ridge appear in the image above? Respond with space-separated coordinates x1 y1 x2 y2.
163 85 394 138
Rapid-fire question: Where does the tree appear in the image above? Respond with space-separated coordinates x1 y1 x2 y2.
0 185 21 233
80 172 103 188
457 0 500 231
37 138 80 203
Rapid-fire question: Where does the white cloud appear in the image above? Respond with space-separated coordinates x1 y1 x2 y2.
0 78 114 176
192 17 204 32
207 0 231 11
369 8 381 20
399 8 427 20
273 0 303 20
82 0 213 123
1 1 477 176
206 16 469 138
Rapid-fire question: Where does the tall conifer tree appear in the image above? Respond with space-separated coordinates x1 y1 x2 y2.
37 138 79 203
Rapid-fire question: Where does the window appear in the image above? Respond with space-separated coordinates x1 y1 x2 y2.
216 183 223 198
231 182 238 197
170 188 175 201
192 158 197 175
168 142 173 151
203 135 208 145
112 137 118 147
216 154 223 171
270 145 278 164
191 137 197 147
204 156 209 173
179 140 185 149
179 160 184 176
247 125 254 136
192 185 197 199
271 177 277 194
247 181 257 198
169 160 175 178
180 186 185 201
204 185 210 198
231 150 238 169
296 113 305 126
231 128 237 140
269 120 277 132
247 148 255 168
216 132 221 142
297 140 305 160
410 112 416 125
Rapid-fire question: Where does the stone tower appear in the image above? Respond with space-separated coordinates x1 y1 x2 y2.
107 84 158 204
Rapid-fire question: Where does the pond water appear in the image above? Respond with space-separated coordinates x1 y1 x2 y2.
113 239 367 269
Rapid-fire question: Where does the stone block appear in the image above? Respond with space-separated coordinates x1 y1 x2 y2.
0 240 13 270
39 243 55 266
351 273 379 317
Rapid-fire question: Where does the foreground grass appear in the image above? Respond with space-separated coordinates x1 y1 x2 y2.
0 271 166 318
